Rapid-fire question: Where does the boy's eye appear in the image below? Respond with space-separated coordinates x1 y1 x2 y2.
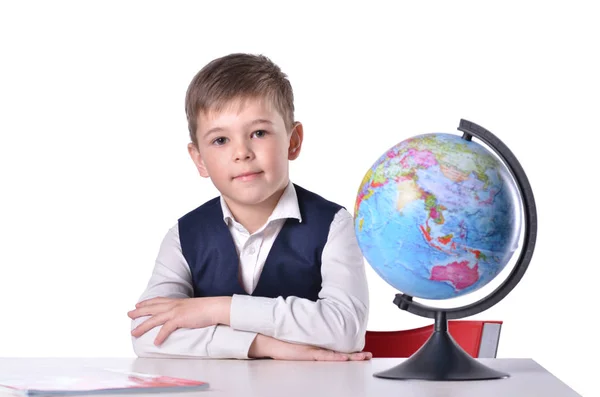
212 137 228 146
252 130 267 138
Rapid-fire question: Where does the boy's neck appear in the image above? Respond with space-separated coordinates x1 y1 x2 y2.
224 187 287 234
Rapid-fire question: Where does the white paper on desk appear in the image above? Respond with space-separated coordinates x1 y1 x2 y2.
0 366 209 396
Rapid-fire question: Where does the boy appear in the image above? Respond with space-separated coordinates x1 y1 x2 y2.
128 53 371 361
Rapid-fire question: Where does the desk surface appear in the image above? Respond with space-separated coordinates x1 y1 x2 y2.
0 358 580 397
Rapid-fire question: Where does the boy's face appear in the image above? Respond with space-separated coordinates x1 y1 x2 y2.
188 97 302 209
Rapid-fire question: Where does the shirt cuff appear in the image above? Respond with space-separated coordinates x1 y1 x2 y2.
206 325 258 359
230 294 276 335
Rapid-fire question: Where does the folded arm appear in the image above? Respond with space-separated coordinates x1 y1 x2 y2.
229 209 370 353
130 226 257 359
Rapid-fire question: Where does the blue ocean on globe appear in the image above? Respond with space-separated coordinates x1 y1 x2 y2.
354 133 522 299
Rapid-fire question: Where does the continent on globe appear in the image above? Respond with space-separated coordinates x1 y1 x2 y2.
430 261 480 290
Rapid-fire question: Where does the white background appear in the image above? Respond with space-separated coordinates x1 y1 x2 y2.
0 1 596 395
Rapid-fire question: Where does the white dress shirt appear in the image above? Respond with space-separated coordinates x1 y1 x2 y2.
131 183 369 359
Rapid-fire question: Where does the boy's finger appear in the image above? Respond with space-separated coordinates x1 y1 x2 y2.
136 297 169 308
154 321 178 346
315 350 348 361
128 303 170 319
131 314 168 337
349 351 372 361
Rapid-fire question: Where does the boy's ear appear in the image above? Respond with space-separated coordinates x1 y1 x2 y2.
188 143 210 178
288 122 304 160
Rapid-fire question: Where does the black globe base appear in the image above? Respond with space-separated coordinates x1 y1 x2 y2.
374 311 509 381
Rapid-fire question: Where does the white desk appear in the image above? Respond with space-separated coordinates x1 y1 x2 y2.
0 358 580 397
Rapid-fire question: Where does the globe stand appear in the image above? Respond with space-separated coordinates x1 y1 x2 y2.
374 303 509 380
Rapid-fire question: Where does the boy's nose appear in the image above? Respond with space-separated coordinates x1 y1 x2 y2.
233 142 254 161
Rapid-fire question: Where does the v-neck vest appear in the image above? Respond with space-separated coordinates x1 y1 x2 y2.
178 184 343 301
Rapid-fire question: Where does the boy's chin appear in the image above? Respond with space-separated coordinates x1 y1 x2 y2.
225 187 282 207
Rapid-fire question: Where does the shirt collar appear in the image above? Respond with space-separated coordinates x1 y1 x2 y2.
220 181 302 226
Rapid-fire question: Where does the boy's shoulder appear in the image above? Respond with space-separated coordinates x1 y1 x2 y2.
178 196 221 229
293 184 345 211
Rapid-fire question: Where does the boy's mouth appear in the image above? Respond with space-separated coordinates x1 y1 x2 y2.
233 171 263 181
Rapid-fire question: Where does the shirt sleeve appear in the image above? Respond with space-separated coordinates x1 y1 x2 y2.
229 208 370 353
130 224 257 359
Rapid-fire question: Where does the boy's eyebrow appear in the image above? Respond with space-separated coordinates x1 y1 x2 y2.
246 118 274 128
203 119 274 138
204 126 225 138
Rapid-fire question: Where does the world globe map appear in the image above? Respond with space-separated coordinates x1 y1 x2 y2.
354 133 522 300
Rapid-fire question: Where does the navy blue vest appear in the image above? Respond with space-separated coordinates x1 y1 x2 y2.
178 184 343 302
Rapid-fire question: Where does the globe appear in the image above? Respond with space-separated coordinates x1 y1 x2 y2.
354 132 522 300
355 120 537 381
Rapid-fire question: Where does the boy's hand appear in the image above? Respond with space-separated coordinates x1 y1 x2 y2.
128 297 232 345
248 334 372 361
